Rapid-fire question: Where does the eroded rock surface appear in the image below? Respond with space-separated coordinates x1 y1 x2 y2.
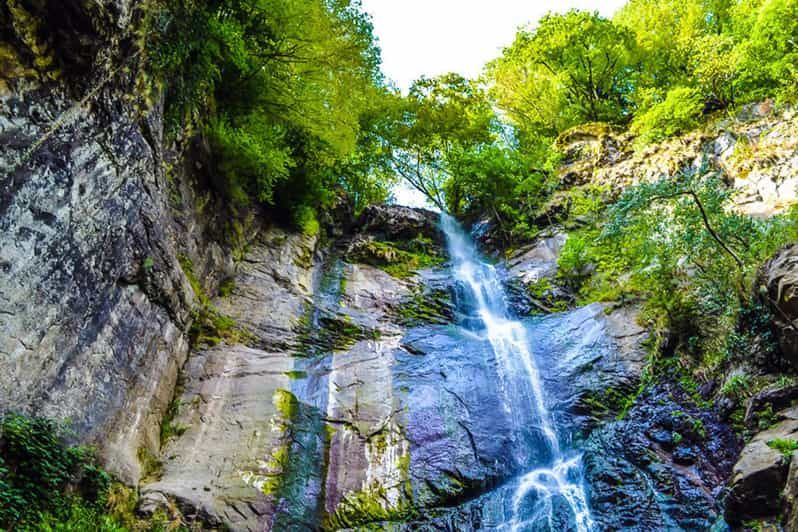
0 51 234 486
759 244 798 367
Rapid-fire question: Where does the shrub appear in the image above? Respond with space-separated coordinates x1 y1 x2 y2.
0 413 110 528
631 87 704 146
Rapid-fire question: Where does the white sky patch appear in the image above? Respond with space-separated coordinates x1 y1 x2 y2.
392 183 437 210
362 0 628 91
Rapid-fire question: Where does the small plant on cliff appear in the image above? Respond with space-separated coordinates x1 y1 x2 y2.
767 438 798 458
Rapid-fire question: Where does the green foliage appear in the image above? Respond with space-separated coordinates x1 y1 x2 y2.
733 0 798 101
767 438 798 457
160 395 187 445
218 278 236 298
143 0 390 222
555 158 798 378
488 10 637 138
292 205 321 237
444 144 552 244
35 500 128 532
630 87 704 146
721 374 753 400
0 413 111 528
380 73 498 210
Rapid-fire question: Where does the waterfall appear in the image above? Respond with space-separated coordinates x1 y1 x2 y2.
440 214 595 532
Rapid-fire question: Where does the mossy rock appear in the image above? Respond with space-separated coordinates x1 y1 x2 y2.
296 309 379 356
346 237 444 279
398 287 454 326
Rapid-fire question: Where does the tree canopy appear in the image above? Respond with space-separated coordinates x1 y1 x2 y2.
141 0 798 240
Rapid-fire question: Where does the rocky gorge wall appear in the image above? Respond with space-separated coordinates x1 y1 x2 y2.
5 3 798 530
0 0 238 486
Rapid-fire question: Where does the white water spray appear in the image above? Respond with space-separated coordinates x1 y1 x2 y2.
441 214 595 532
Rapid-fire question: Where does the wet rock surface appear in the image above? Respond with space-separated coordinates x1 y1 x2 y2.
584 384 740 530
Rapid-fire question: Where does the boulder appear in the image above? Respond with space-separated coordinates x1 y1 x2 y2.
745 384 798 426
784 448 798 531
503 230 573 313
758 245 798 367
353 204 441 244
725 413 798 523
505 230 567 286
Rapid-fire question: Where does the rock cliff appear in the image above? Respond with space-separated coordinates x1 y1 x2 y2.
4 3 798 530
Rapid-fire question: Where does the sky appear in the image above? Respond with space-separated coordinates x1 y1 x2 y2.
361 0 628 91
359 0 628 208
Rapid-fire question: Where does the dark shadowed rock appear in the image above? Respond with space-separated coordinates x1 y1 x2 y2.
353 204 441 243
745 384 798 426
584 384 740 530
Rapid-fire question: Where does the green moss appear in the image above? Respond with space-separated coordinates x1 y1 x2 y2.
348 239 443 279
179 255 254 347
178 255 207 305
398 287 452 326
322 482 417 530
218 278 236 297
579 386 638 420
6 0 58 77
137 447 163 483
524 278 569 313
273 389 299 420
297 309 377 356
160 393 187 445
284 370 308 380
756 404 778 431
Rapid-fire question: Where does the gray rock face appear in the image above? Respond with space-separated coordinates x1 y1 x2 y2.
141 231 317 530
0 0 235 485
505 231 567 286
759 245 798 367
725 407 798 524
0 76 222 484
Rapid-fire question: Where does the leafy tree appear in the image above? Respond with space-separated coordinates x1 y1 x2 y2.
691 33 741 108
557 160 798 366
144 0 388 224
488 11 637 138
444 144 552 243
384 73 496 210
614 0 709 95
732 0 798 100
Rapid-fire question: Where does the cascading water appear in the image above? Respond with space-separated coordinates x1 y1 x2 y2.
441 214 595 532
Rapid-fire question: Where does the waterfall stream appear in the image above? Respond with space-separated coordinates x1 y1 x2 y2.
441 214 595 532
